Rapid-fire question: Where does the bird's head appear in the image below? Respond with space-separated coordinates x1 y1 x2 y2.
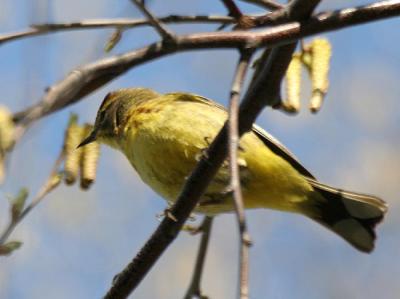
78 88 160 148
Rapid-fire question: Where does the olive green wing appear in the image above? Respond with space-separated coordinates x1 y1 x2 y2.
168 92 315 179
167 92 228 111
251 125 315 179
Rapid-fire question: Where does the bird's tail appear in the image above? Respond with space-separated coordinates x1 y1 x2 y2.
306 178 388 253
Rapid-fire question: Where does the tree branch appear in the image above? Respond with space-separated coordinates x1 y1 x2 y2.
13 0 400 136
239 0 283 10
183 217 214 299
3 1 399 47
228 50 253 299
0 16 235 45
221 0 243 19
0 151 63 245
130 0 176 41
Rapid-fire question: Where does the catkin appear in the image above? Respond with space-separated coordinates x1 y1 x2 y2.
0 106 15 183
63 114 84 185
80 124 100 190
284 53 302 113
310 38 332 113
0 106 15 151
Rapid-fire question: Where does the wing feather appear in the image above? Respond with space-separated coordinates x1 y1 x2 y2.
168 92 315 179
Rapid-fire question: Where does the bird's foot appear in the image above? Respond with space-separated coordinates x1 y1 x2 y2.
156 207 178 222
182 224 203 235
181 215 207 235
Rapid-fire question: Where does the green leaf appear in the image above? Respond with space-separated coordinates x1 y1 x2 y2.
0 241 23 256
104 28 123 53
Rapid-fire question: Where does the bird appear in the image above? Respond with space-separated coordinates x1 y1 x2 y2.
78 87 387 253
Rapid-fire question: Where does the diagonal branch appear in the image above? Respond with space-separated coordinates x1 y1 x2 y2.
239 0 283 10
183 217 214 299
0 150 64 245
130 0 176 41
228 50 253 299
221 0 243 19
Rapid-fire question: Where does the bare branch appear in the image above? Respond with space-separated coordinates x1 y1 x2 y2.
0 151 64 245
240 0 283 10
3 1 399 47
0 16 235 45
221 0 243 19
183 217 214 299
228 50 253 299
12 0 400 136
130 0 176 41
230 1 320 295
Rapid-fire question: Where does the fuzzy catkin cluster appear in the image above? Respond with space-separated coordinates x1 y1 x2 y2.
310 39 332 112
0 106 15 183
284 38 332 113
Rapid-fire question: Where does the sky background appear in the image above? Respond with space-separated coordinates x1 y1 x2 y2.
1 0 400 298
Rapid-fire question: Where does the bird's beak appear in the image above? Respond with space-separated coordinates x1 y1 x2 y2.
77 130 97 148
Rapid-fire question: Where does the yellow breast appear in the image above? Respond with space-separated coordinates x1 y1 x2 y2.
117 96 313 215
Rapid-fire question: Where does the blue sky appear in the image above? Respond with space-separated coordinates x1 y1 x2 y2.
1 1 400 298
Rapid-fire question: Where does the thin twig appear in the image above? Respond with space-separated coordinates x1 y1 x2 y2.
220 0 261 30
0 16 235 45
130 0 176 41
252 0 321 27
239 0 284 10
221 0 243 19
183 217 214 299
0 151 64 245
228 50 253 299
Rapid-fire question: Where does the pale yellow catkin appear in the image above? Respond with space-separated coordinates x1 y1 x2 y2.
0 106 15 183
80 124 100 190
284 53 302 113
63 115 84 185
310 38 332 113
0 106 15 151
300 47 312 73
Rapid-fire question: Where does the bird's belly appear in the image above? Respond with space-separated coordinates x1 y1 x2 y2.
121 127 235 211
123 130 201 202
121 126 312 215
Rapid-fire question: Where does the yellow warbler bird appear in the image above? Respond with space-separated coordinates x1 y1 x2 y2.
79 88 387 253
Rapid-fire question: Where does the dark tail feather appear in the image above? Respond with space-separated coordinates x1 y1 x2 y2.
306 178 388 253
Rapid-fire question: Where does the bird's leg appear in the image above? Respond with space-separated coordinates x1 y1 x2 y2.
199 191 232 207
182 216 211 236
